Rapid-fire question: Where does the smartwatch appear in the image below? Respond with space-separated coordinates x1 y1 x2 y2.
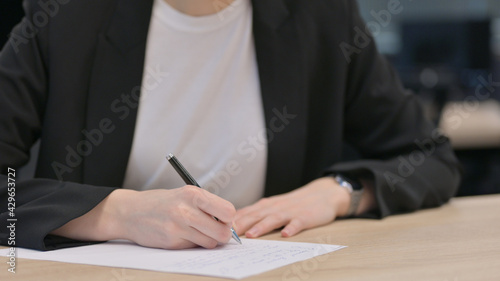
333 174 364 217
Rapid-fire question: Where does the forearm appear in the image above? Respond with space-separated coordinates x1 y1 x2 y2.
50 189 135 242
0 178 116 250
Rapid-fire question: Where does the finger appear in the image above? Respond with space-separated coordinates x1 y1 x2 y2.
161 238 198 250
234 211 265 236
245 214 289 238
234 200 273 235
192 188 236 224
234 206 251 221
235 197 273 219
281 217 306 237
183 227 219 249
183 206 233 243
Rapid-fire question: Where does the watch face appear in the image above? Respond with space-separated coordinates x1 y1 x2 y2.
336 174 363 191
335 176 353 193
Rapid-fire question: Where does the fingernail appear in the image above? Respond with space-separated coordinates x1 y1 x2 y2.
282 227 294 237
246 228 257 237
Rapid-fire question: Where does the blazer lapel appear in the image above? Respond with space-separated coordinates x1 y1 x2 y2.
252 0 309 196
83 0 154 187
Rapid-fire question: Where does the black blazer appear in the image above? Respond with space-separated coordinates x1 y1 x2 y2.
0 0 461 250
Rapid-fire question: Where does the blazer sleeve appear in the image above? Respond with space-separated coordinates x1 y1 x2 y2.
325 1 462 218
0 0 116 250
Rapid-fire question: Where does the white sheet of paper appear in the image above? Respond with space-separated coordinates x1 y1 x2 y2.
1 239 345 279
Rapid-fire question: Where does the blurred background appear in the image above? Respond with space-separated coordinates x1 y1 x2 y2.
1 0 499 196
357 0 500 196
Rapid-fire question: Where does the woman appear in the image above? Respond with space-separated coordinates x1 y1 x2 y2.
0 0 460 250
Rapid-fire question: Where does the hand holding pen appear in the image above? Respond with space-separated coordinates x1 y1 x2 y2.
167 153 242 245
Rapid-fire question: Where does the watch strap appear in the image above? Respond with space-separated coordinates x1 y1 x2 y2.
333 174 364 217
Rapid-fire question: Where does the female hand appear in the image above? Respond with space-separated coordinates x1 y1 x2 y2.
234 177 351 238
52 185 237 249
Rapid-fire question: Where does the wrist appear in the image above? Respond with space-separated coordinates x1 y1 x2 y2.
50 188 139 242
100 189 138 241
319 177 351 217
357 179 378 214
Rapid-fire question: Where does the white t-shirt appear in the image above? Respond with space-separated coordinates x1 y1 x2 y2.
122 0 267 208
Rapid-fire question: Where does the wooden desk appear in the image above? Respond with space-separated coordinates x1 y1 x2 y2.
2 195 500 281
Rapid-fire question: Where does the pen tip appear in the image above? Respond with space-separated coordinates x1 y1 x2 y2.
167 153 174 160
232 231 242 245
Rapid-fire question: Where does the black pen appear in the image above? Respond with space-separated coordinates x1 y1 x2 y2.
166 153 242 245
